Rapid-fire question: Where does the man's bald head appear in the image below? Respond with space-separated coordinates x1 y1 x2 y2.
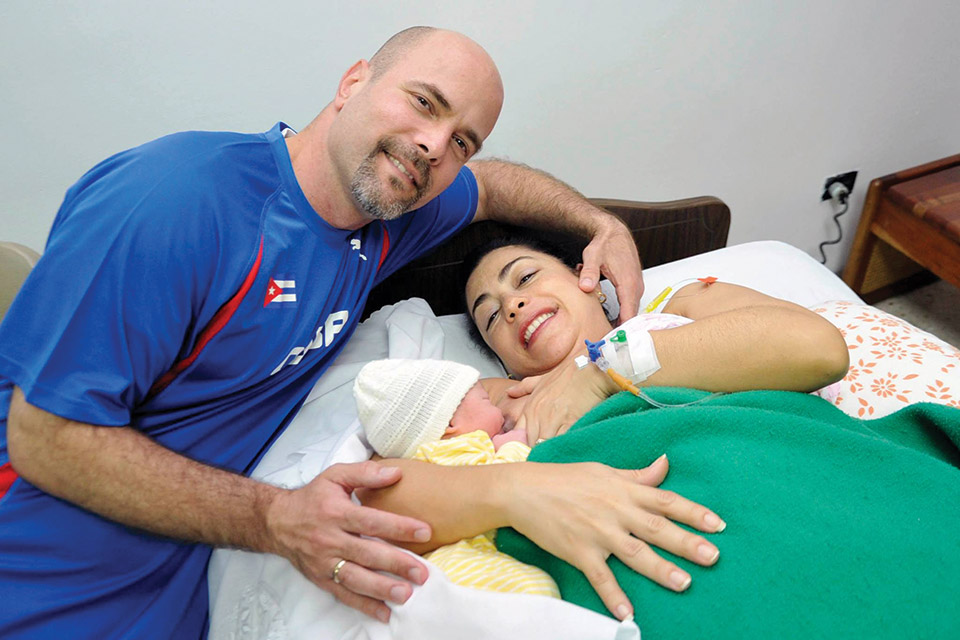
319 26 503 225
368 28 501 95
369 26 438 80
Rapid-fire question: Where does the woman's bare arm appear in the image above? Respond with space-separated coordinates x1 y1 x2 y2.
358 454 726 621
508 282 849 443
651 281 849 391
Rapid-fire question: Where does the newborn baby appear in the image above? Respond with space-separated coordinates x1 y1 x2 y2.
354 359 526 458
353 358 556 597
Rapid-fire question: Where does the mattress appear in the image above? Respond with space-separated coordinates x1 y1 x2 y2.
206 241 865 640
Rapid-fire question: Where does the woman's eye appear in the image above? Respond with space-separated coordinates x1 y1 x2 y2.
485 309 498 331
518 272 536 285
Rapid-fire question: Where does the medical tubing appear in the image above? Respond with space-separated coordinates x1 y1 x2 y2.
584 338 723 409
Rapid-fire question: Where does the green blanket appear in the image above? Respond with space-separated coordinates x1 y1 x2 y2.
496 389 960 638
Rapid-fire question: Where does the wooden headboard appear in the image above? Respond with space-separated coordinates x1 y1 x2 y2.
362 195 731 319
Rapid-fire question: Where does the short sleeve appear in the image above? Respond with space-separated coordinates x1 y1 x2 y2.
374 165 478 283
0 155 217 426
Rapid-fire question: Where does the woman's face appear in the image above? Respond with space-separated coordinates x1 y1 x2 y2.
465 246 611 378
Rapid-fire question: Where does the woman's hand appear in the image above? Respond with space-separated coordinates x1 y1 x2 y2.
507 360 619 445
501 455 725 620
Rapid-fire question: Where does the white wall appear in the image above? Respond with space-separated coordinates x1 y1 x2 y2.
2 0 959 273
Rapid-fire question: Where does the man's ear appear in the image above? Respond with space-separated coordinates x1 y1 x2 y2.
333 59 371 110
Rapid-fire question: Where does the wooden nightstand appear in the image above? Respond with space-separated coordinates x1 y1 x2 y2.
842 154 960 302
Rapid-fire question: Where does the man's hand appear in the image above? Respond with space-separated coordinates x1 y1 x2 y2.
507 359 618 445
469 160 644 323
503 455 725 620
579 218 644 324
266 461 432 623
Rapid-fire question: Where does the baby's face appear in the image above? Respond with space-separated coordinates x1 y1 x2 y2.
445 382 505 439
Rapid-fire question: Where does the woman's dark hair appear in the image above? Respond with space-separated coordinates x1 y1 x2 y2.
458 231 580 354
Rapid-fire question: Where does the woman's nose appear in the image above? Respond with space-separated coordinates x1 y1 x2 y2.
507 299 525 320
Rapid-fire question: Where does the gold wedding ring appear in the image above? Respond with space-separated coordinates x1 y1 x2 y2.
332 559 347 585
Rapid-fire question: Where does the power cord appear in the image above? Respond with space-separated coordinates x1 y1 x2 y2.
817 182 850 265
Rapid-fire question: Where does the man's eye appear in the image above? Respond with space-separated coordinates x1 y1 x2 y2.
415 95 431 110
454 136 468 153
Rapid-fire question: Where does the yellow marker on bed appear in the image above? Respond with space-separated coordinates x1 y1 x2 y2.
643 287 672 313
643 277 719 313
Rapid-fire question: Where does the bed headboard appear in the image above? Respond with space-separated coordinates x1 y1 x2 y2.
362 195 731 319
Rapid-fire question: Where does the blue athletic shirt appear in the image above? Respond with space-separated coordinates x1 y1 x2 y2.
0 122 478 639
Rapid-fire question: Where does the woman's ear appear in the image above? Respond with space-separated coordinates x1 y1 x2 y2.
575 263 603 291
333 59 371 110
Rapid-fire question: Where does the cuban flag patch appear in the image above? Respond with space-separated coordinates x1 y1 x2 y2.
264 274 297 308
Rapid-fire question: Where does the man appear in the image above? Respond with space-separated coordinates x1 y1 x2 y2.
0 27 658 637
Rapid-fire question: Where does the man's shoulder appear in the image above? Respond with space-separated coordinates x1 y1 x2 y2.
61 128 280 229
45 129 281 283
114 128 276 187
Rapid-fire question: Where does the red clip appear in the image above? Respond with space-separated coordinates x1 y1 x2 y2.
698 276 718 285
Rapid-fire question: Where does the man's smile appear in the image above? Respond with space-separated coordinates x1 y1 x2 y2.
384 151 419 188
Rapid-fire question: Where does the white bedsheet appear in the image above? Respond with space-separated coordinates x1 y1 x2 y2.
207 241 863 640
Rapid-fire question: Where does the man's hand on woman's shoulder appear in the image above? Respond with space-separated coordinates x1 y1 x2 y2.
578 216 644 324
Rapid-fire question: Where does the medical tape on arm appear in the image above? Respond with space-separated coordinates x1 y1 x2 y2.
599 326 661 384
579 324 661 386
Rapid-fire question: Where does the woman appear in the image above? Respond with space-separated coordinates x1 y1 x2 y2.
461 234 850 443
362 234 853 622
455 235 960 637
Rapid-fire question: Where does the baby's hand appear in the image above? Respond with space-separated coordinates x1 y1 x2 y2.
491 429 528 450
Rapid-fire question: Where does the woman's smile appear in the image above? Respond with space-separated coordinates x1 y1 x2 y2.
466 245 612 378
520 309 557 349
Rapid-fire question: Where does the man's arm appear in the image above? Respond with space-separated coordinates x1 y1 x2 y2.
468 159 644 322
5 387 430 623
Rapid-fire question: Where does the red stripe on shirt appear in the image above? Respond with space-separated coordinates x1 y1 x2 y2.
0 462 17 499
377 225 390 272
147 236 264 400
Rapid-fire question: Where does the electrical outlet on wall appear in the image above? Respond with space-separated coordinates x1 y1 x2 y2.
821 171 858 202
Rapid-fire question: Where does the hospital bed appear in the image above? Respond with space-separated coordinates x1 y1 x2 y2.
202 196 958 640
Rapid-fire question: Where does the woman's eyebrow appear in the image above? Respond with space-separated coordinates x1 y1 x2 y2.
497 256 533 282
470 256 534 318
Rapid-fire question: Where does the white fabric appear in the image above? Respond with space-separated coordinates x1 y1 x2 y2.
355 359 480 458
208 241 867 640
208 298 638 640
598 240 862 320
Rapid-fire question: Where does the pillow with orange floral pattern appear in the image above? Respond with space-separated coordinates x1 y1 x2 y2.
810 300 960 419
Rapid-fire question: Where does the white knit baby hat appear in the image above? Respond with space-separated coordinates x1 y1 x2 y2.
354 359 481 458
